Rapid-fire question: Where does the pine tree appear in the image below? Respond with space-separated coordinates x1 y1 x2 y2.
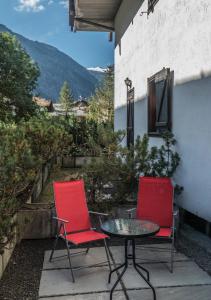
88 66 114 126
59 81 74 117
0 32 40 121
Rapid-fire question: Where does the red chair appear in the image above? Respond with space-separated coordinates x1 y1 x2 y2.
49 180 111 282
128 176 176 272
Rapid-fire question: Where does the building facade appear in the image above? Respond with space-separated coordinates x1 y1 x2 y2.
114 0 211 223
70 0 211 224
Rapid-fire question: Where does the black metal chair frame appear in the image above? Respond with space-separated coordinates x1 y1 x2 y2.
127 207 178 273
49 211 112 283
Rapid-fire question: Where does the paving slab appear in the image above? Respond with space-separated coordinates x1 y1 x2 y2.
39 266 121 298
43 247 114 270
39 245 211 300
122 260 211 289
127 285 211 300
40 291 126 300
111 244 189 264
43 245 189 270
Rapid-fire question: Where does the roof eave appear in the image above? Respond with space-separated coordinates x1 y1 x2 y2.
69 0 75 31
69 0 121 32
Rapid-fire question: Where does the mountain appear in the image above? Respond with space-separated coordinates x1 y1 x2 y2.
0 24 98 102
87 67 107 82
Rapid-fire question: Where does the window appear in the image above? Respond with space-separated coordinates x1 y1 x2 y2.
148 68 173 136
127 87 134 147
148 0 159 14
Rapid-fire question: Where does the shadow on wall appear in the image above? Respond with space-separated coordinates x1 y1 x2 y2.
114 73 211 136
115 0 144 54
115 72 211 111
114 93 147 146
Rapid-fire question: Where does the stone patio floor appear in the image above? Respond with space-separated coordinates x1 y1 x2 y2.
39 244 211 300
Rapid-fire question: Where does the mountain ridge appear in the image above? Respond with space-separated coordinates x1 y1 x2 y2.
87 67 107 82
0 24 98 102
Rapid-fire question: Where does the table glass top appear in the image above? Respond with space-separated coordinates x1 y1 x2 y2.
101 218 160 238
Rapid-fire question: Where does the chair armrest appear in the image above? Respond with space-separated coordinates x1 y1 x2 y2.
173 206 179 218
89 211 109 217
53 216 69 223
126 207 136 218
173 210 179 217
172 208 180 233
89 211 109 226
126 208 136 213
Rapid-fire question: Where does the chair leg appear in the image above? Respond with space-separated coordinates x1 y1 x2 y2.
85 247 90 254
127 239 132 256
170 237 174 273
104 239 112 272
49 235 59 262
65 239 75 283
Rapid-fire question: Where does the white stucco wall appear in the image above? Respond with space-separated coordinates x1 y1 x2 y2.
114 0 211 222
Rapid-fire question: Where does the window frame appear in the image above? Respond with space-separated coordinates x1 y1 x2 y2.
147 68 173 137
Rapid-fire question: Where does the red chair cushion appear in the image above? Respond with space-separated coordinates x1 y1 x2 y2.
65 230 108 245
156 227 172 237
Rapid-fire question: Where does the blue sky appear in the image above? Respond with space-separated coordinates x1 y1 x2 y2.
0 0 114 68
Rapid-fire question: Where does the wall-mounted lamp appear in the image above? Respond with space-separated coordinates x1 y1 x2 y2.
124 77 132 89
140 11 148 16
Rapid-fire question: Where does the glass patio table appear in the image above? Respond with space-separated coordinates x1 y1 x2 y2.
101 218 160 300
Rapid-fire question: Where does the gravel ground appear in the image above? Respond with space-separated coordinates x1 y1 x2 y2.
177 233 211 276
0 239 54 300
0 237 124 300
0 230 211 300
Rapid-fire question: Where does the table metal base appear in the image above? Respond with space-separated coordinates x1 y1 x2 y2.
108 239 156 300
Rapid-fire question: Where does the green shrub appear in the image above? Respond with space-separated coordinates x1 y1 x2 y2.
0 115 71 252
0 122 37 250
20 114 71 163
83 129 181 205
63 116 109 157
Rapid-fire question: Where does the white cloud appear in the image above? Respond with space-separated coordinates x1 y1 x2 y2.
15 0 45 12
59 0 68 8
87 67 108 73
15 0 68 13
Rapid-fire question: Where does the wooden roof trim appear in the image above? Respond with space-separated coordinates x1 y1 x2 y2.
69 0 122 32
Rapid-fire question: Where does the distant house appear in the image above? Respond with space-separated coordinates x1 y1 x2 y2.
51 103 67 116
52 99 89 118
33 96 54 112
72 99 89 118
73 99 89 110
70 1 211 231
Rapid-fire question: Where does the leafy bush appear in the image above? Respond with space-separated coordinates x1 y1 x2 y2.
63 116 113 157
114 132 181 202
83 129 181 205
0 115 71 252
83 128 125 205
20 114 71 163
0 122 36 251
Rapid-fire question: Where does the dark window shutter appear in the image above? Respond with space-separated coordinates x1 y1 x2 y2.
148 78 156 133
148 68 173 135
127 88 134 148
155 77 168 128
167 71 174 131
